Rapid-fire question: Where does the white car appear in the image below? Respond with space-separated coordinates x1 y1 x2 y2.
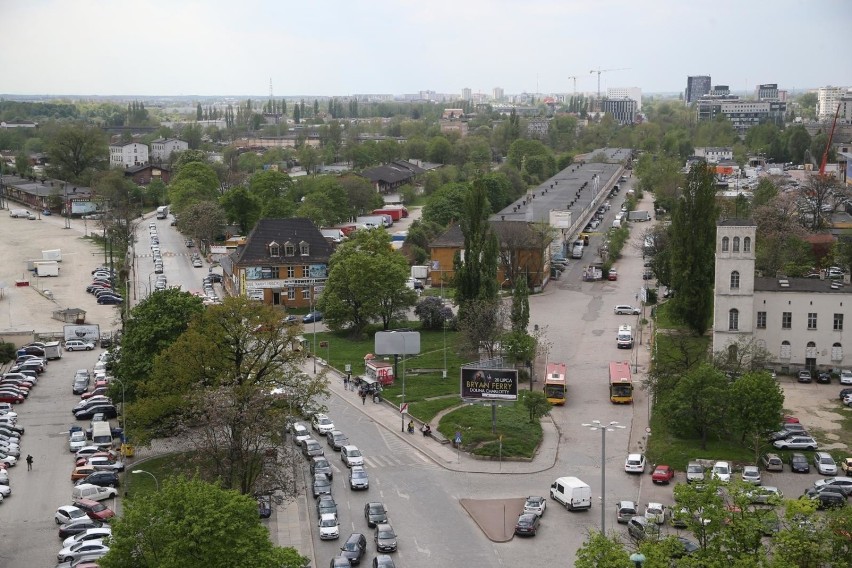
741 465 761 485
312 413 335 434
69 431 87 452
841 370 852 385
55 505 88 525
341 445 365 468
64 340 95 352
318 513 340 540
0 454 17 467
712 461 731 482
62 527 113 548
290 422 311 446
57 539 110 562
644 502 666 524
624 453 646 474
815 452 838 475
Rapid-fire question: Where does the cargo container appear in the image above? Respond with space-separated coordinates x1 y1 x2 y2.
42 249 62 262
36 261 60 277
373 208 404 221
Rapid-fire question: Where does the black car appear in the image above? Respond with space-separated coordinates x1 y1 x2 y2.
817 372 832 384
840 388 852 400
19 345 45 357
373 555 396 568
310 457 333 480
364 502 388 527
257 495 272 518
805 488 847 510
791 453 811 473
326 430 349 451
58 519 104 539
514 513 540 536
74 405 118 420
317 495 337 517
76 471 120 488
0 424 24 436
374 523 398 552
339 533 367 565
312 473 332 498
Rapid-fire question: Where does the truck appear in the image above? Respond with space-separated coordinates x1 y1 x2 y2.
411 265 429 281
372 208 404 222
356 215 391 229
320 229 346 243
43 341 63 360
35 261 59 277
550 476 592 510
628 210 651 222
42 249 62 262
365 359 395 386
617 325 634 349
156 205 169 219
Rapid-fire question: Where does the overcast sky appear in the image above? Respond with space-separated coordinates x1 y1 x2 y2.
2 0 849 98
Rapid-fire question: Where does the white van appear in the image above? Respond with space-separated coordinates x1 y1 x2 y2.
571 245 584 259
72 483 118 502
617 325 634 349
550 476 592 510
91 422 113 449
9 209 30 218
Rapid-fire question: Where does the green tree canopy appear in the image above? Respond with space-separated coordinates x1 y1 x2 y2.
662 363 728 449
98 476 307 568
168 161 221 212
45 124 108 185
422 182 469 226
219 186 262 234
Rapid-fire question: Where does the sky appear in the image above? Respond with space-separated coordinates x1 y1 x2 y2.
2 0 850 98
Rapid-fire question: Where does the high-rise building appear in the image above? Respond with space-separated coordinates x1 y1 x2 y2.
461 87 472 101
492 87 504 102
818 86 848 120
606 87 642 111
756 84 779 101
601 98 637 125
685 75 712 104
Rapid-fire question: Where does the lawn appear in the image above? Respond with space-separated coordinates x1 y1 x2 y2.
124 453 189 498
645 411 756 470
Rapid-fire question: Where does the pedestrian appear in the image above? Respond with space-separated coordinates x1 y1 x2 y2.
26 454 33 471
361 391 367 405
343 375 349 389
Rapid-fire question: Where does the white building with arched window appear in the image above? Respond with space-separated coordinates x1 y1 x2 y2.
713 219 851 374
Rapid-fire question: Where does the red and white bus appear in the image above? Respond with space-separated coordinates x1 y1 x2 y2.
609 361 633 404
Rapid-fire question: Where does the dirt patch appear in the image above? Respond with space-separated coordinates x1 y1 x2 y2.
780 379 849 451
460 498 526 542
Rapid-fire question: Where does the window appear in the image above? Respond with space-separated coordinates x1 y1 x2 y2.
721 236 729 252
287 266 295 278
756 311 767 329
730 271 740 289
260 266 279 279
743 236 751 252
808 313 817 330
302 288 311 300
782 312 792 329
284 242 295 256
780 341 791 359
729 308 739 331
302 265 310 277
287 288 296 300
300 241 310 256
832 343 843 361
269 242 280 257
806 341 817 358
835 313 844 331
733 236 740 252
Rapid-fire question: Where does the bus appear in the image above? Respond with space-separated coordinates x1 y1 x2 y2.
609 361 633 404
544 363 567 405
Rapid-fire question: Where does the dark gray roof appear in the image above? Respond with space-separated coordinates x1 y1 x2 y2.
360 160 425 184
718 218 756 227
430 224 464 247
231 218 333 265
429 221 543 248
124 164 170 174
754 276 851 294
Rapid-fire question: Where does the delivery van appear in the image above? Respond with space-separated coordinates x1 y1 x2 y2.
617 325 634 349
91 422 113 449
550 476 592 510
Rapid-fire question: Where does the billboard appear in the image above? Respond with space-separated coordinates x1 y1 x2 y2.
64 324 101 341
460 368 518 401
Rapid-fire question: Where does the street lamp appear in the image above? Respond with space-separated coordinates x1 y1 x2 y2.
581 419 625 534
111 376 126 435
131 469 159 491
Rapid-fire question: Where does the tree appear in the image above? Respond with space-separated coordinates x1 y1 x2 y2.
728 371 784 461
427 136 453 164
339 174 383 217
798 174 843 231
319 230 416 336
177 201 226 251
785 125 811 164
574 531 630 568
169 162 221 212
669 164 718 335
510 277 529 332
90 169 143 256
414 296 453 330
662 363 728 450
422 182 469 226
45 124 108 185
98 476 307 568
137 297 326 494
454 178 499 326
114 289 205 405
219 186 262 233
297 176 349 227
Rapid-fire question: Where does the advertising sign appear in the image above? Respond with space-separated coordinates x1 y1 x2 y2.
63 324 101 341
460 368 518 401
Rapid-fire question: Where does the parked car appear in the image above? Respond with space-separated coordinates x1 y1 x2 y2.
797 370 813 383
302 438 324 458
840 457 852 476
312 413 335 434
741 465 762 485
319 513 340 540
773 436 818 451
73 498 115 521
627 516 659 541
523 495 547 516
651 465 675 485
326 430 349 451
840 370 852 385
349 466 369 490
817 372 832 384
339 533 367 565
514 513 540 537
374 522 398 550
57 540 110 563
76 471 120 488
815 452 838 475
813 477 852 496
303 311 323 323
312 473 332 498
624 453 646 474
310 456 334 480
341 445 365 467
65 340 95 352
317 495 338 517
712 461 731 482
615 500 638 523
55 506 88 525
58 519 105 539
644 502 667 524
746 486 783 505
790 453 811 473
806 488 847 510
364 502 388 527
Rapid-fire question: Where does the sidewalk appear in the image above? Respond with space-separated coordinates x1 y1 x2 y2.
312 361 561 475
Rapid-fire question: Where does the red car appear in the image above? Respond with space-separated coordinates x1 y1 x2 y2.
608 269 618 281
0 392 24 404
74 498 115 521
81 387 109 400
651 465 675 484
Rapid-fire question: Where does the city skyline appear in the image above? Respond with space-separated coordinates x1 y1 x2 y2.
1 0 848 98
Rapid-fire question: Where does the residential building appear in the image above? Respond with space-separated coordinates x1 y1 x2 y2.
150 138 188 163
818 86 847 121
222 218 333 307
685 75 711 104
109 142 149 169
694 147 733 163
607 87 642 111
712 219 850 373
461 88 472 101
123 164 172 186
601 98 637 125
837 93 852 124
493 87 504 102
527 118 550 138
359 160 426 194
696 98 786 134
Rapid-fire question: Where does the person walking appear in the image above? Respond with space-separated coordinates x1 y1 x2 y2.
26 454 33 471
361 391 367 405
343 375 349 390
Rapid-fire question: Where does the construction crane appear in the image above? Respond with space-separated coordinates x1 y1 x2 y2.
567 75 578 96
819 101 842 176
589 67 630 100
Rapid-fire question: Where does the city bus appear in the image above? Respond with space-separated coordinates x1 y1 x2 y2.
544 363 567 405
609 361 633 404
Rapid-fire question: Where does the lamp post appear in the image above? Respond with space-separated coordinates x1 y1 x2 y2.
111 376 126 435
131 469 159 491
581 420 625 534
311 284 317 374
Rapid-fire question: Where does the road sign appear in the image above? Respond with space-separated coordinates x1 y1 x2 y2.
400 403 408 414
454 432 462 445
